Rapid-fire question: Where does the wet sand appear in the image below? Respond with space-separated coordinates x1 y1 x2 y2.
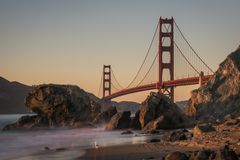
81 141 219 160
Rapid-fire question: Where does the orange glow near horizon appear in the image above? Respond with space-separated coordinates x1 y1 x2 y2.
1 1 239 103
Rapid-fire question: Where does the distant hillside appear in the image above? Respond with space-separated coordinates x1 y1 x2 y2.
0 77 31 114
87 92 141 113
112 101 141 113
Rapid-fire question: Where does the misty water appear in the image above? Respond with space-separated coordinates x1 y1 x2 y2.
0 114 163 160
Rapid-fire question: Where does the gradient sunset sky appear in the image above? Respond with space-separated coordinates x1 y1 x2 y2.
0 0 239 102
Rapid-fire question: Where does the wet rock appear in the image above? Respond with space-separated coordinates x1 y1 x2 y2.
193 123 216 137
215 145 238 160
184 47 240 121
164 151 189 160
168 130 193 141
130 110 141 130
55 147 67 152
121 129 134 135
3 115 49 130
142 116 164 134
3 84 101 130
189 149 216 160
44 146 50 150
139 92 189 130
149 138 160 143
92 106 117 124
105 111 131 130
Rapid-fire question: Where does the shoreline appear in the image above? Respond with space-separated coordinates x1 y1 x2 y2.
80 141 220 160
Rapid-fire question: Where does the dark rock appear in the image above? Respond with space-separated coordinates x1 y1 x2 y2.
121 129 134 135
139 92 189 130
105 111 131 130
193 123 216 137
25 84 99 121
3 84 101 130
148 129 160 134
3 115 49 130
144 157 155 160
215 145 238 160
44 147 50 150
92 106 117 124
168 130 193 141
225 118 239 126
164 151 189 160
142 116 164 134
224 114 235 121
189 149 216 160
149 138 161 143
55 148 67 152
184 47 240 121
130 110 141 130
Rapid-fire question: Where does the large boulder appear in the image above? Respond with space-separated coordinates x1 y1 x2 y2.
193 123 216 137
92 106 117 124
105 111 131 130
4 84 101 130
3 115 49 130
130 110 141 130
215 145 238 160
139 92 189 130
184 47 240 121
167 129 193 141
164 151 189 160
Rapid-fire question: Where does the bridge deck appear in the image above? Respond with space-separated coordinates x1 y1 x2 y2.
104 75 212 100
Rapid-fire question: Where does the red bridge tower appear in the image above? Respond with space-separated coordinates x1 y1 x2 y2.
103 65 111 97
158 17 174 101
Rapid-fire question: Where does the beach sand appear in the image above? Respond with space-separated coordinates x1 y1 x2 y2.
81 141 219 160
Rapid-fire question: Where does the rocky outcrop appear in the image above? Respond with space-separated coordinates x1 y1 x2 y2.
164 151 189 160
193 123 216 137
139 92 189 130
4 84 101 130
130 110 141 130
184 47 240 121
167 129 193 141
92 106 117 124
163 145 238 160
3 115 49 130
105 111 131 130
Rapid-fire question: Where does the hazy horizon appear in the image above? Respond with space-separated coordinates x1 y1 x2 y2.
1 0 240 102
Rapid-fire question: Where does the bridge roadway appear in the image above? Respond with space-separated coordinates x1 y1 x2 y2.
104 75 212 100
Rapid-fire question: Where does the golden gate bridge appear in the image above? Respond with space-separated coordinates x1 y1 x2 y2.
98 17 213 101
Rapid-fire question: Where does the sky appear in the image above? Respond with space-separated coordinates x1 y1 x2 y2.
0 0 239 102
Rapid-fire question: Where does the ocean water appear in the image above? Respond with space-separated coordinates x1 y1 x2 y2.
0 115 162 160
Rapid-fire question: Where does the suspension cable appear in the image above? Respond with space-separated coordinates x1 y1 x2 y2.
97 73 103 97
126 21 160 88
174 42 200 74
136 24 171 87
111 69 124 89
162 24 200 74
174 20 214 73
111 81 121 91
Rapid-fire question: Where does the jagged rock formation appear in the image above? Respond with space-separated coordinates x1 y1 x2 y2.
3 84 101 130
184 47 240 121
139 92 190 131
130 110 141 130
92 106 117 124
105 111 131 130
